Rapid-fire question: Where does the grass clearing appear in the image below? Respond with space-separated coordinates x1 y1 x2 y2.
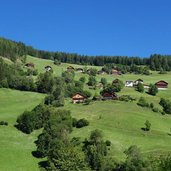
0 88 45 171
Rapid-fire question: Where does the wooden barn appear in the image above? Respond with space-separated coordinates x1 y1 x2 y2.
111 69 121 75
67 66 75 72
102 92 117 100
97 70 106 75
72 93 86 104
25 62 34 68
76 68 83 73
134 79 143 86
155 80 168 89
112 79 120 85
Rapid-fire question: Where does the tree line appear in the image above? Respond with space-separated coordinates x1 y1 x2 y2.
1 37 171 71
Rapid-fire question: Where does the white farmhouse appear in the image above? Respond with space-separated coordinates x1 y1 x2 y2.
125 81 134 87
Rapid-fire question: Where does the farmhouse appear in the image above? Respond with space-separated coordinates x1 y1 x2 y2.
86 68 91 74
134 79 144 86
102 92 117 100
45 65 52 71
67 66 75 72
97 70 106 75
112 79 121 85
25 62 34 68
76 68 83 73
125 81 133 87
155 80 168 90
72 93 86 104
112 69 121 75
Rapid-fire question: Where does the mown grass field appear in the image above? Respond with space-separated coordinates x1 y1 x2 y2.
0 88 45 171
1 56 171 170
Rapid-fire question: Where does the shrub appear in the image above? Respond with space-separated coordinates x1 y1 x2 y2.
106 140 111 146
92 93 102 101
148 84 158 96
54 59 61 65
144 120 151 131
137 97 149 107
101 77 107 86
0 121 8 126
152 107 159 113
75 118 89 128
84 99 91 105
87 76 97 86
150 103 154 108
159 98 171 114
136 83 144 93
72 118 78 127
119 95 136 102
79 76 86 83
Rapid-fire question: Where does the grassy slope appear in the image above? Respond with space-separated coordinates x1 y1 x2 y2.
1 56 171 170
26 55 171 159
0 88 45 171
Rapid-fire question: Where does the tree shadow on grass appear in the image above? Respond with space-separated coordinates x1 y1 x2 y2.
38 160 49 170
32 151 43 158
141 127 149 131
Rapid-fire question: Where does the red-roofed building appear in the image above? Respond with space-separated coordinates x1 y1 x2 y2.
155 80 168 89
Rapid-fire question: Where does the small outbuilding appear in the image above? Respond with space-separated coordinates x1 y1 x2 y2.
125 81 134 87
25 62 35 68
45 66 52 71
67 66 75 72
111 69 121 75
72 93 86 104
155 80 168 89
102 92 117 100
76 68 83 73
97 70 106 75
112 79 120 85
134 79 144 86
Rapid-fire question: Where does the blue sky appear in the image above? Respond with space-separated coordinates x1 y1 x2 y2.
0 0 171 57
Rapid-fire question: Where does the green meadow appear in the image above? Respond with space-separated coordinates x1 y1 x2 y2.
0 88 45 171
1 56 171 170
26 55 171 158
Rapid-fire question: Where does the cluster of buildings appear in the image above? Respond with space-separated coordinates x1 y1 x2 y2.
67 66 121 75
25 63 169 104
72 79 169 104
125 79 168 90
25 63 53 72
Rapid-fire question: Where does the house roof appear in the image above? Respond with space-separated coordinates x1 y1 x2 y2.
135 79 143 82
155 80 168 85
45 66 52 69
112 79 120 84
112 69 118 72
72 93 85 99
25 63 34 67
67 66 75 69
126 80 133 83
76 68 83 71
102 92 117 97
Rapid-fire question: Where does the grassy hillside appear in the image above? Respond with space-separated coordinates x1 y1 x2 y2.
26 56 171 159
1 56 171 170
0 89 45 171
65 100 171 159
27 55 171 100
